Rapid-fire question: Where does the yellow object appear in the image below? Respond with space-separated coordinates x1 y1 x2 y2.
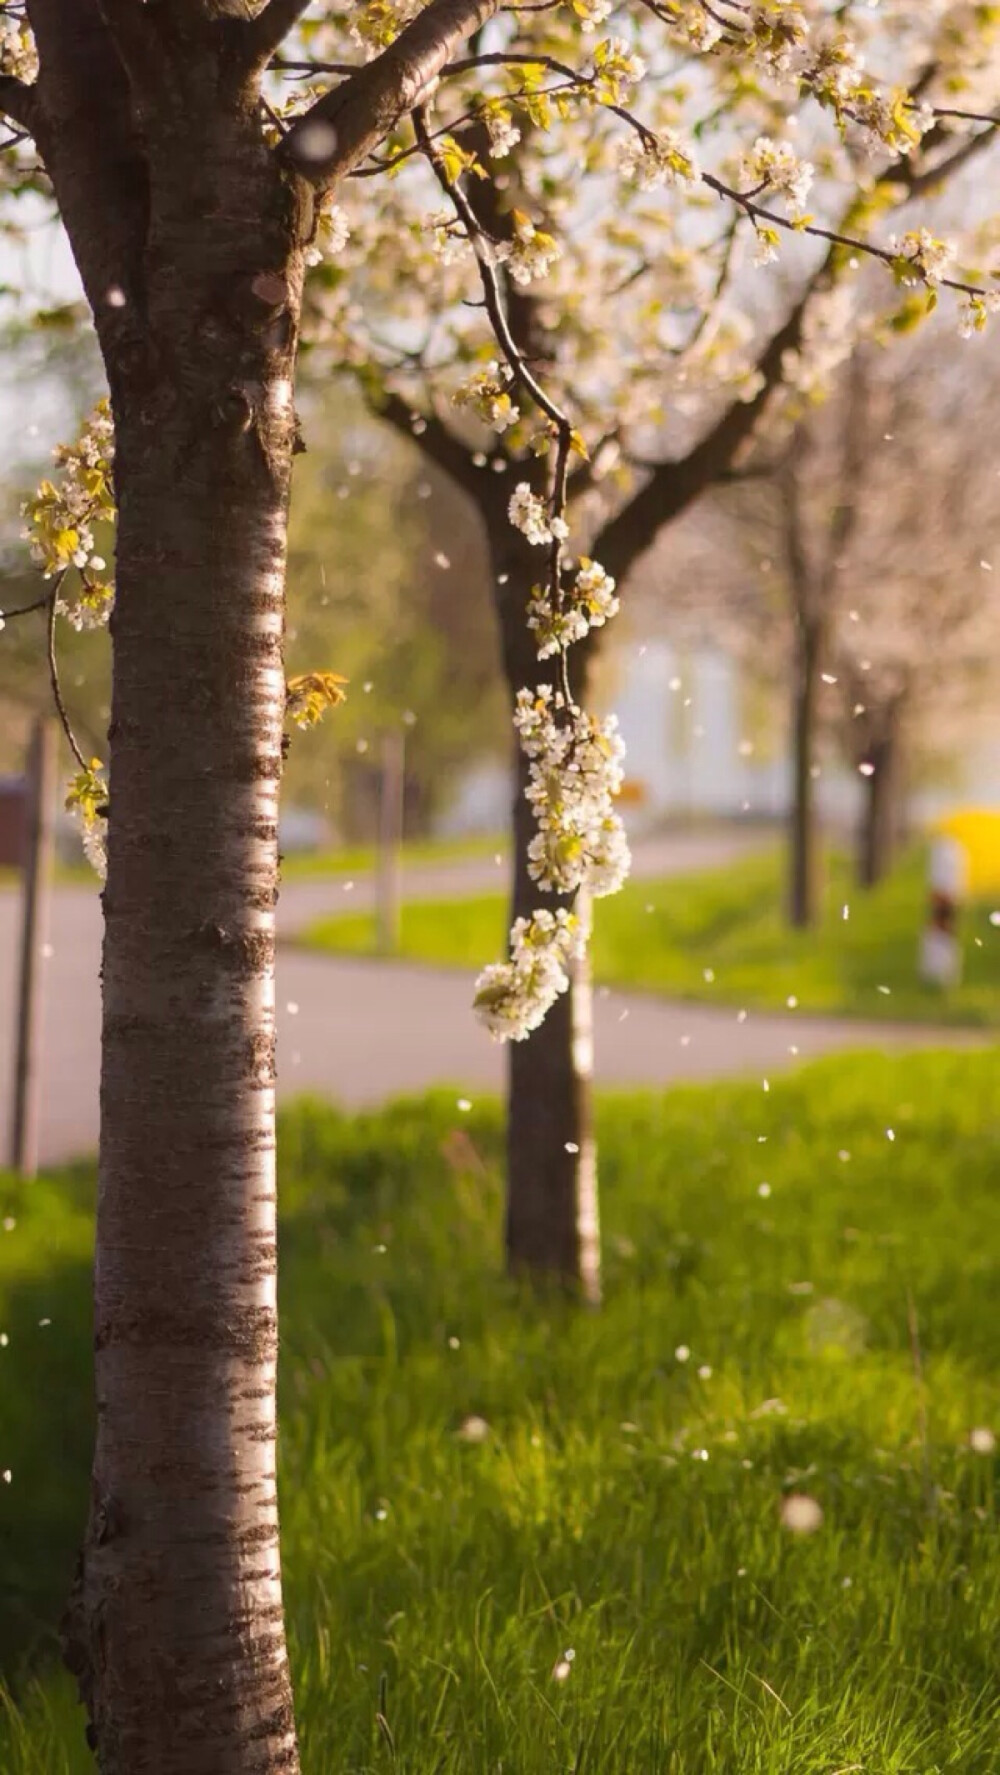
932 809 1000 893
618 779 647 806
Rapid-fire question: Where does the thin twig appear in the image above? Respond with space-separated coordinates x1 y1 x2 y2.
412 106 570 433
45 576 88 772
412 101 580 676
0 590 52 621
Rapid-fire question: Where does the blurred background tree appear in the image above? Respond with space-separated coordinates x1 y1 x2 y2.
0 367 505 848
284 385 503 842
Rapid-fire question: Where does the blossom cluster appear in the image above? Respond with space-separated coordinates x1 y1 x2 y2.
889 228 956 288
21 400 115 630
474 679 630 1040
474 909 581 1040
453 361 521 433
475 414 633 1040
65 762 108 883
348 0 423 57
495 217 562 288
484 105 522 160
427 209 468 265
564 0 614 34
509 481 569 547
527 558 619 658
740 136 814 216
618 129 700 191
516 687 630 897
0 15 38 83
958 289 1000 338
667 1 933 160
306 203 351 268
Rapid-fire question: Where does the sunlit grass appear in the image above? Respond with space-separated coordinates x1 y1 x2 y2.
1 1050 999 1769
302 846 1000 1026
280 831 504 881
0 832 504 895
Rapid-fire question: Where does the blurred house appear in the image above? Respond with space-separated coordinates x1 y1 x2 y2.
440 639 1000 837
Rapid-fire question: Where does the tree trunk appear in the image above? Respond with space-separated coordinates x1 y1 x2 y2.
788 620 822 929
487 518 601 1302
61 103 308 1775
858 727 898 889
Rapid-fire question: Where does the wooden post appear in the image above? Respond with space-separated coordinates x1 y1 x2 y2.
376 728 405 956
9 718 56 1176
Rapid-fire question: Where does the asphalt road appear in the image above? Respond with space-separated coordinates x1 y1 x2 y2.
0 832 982 1167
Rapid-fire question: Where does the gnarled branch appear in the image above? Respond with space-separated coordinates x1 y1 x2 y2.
280 0 500 189
0 74 40 134
242 0 316 71
374 389 487 498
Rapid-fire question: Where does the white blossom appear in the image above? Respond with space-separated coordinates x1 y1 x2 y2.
0 17 38 82
474 909 581 1040
753 226 781 269
517 693 629 895
957 290 1000 338
618 129 700 191
509 482 556 546
496 219 562 287
426 211 469 264
527 558 619 658
306 204 351 266
568 0 613 31
741 136 814 215
81 820 108 881
485 111 521 159
889 228 956 287
454 362 520 433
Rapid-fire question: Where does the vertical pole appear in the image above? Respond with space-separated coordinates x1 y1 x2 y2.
9 717 56 1176
376 728 405 956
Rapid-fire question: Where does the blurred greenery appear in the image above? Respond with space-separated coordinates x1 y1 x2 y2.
1 1053 999 1769
0 381 506 840
302 844 1000 1026
273 386 504 838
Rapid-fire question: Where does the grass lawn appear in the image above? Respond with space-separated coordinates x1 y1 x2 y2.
302 845 1000 1026
0 833 504 894
280 832 504 881
1 1051 999 1770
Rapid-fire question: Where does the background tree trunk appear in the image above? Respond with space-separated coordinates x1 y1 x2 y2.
60 105 309 1773
488 512 600 1302
857 726 899 889
789 619 823 929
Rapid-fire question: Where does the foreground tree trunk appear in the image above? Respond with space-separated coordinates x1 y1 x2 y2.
488 513 600 1301
788 618 823 930
857 725 900 889
58 83 309 1775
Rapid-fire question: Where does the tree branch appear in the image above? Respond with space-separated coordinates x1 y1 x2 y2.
25 0 149 330
279 0 501 189
0 590 52 621
0 73 40 133
242 0 315 71
592 278 816 585
373 388 486 498
591 101 1000 589
44 575 89 771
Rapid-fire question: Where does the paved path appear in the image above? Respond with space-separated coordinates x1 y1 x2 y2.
0 834 983 1168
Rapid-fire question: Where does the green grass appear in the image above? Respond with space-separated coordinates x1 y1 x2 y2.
302 846 1000 1026
2 1052 1000 1769
280 831 504 880
0 833 504 894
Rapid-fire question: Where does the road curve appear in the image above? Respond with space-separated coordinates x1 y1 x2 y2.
0 834 982 1168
